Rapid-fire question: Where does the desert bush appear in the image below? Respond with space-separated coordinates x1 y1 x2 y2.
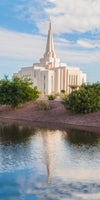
0 76 39 107
36 100 50 110
48 94 56 100
62 85 99 114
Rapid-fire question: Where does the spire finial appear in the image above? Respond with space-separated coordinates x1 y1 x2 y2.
49 16 51 30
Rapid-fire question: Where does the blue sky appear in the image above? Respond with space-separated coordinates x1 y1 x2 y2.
0 0 100 82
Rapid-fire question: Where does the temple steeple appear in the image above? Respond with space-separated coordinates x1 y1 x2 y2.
40 17 60 69
45 17 54 54
44 17 56 61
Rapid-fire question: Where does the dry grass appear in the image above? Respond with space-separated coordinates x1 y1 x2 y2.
36 100 50 110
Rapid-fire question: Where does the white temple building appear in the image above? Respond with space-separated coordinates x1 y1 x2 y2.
14 18 86 94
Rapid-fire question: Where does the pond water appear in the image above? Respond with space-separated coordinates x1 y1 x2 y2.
0 125 100 200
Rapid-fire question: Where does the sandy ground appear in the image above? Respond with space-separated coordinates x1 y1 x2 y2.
0 101 100 133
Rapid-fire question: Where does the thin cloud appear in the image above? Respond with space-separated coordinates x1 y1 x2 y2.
0 28 100 65
15 0 100 35
38 0 100 34
0 28 46 60
77 39 100 49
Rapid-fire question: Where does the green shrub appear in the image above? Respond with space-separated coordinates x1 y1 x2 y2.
62 85 99 114
36 100 50 110
69 85 78 91
81 82 100 98
0 76 39 107
61 89 65 94
48 94 56 100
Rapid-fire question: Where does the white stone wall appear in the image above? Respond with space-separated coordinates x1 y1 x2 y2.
48 70 54 94
14 64 86 95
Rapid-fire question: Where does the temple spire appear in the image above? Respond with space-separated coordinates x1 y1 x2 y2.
44 17 55 59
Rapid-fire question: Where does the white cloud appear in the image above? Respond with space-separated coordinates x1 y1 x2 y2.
0 28 100 66
37 0 100 34
0 28 46 60
77 40 95 49
56 48 100 64
15 0 100 35
77 39 100 49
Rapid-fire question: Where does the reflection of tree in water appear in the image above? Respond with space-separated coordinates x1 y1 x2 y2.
67 129 100 146
0 125 35 146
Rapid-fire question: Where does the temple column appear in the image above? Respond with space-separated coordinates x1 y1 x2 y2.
58 69 60 93
62 69 63 90
66 70 69 94
60 69 63 91
64 69 66 92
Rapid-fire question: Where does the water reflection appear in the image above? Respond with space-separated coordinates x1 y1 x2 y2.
67 129 100 146
40 129 66 183
0 125 100 200
0 125 35 145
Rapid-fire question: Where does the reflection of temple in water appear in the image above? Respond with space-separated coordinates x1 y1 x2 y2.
40 129 67 183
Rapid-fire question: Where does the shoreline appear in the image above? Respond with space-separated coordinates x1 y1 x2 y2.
0 117 100 134
0 101 100 133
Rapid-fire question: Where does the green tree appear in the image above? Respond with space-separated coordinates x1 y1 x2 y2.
0 76 39 107
62 82 100 114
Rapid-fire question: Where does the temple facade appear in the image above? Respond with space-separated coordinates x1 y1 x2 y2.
14 18 86 94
